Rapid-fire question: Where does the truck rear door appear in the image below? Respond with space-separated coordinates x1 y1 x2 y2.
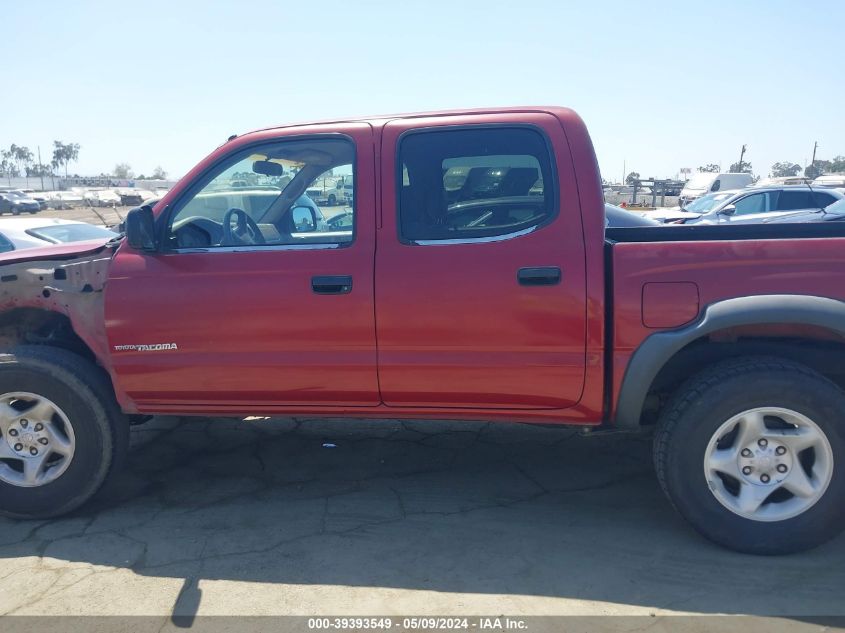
375 113 587 409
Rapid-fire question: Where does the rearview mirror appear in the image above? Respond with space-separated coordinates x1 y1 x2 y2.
125 205 157 250
719 204 736 216
253 160 284 177
291 206 317 232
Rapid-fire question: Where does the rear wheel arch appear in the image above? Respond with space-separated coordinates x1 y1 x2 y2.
614 295 845 429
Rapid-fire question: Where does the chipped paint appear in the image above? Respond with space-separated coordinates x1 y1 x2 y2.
0 244 118 394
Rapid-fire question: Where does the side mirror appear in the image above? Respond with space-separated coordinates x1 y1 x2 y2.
125 205 157 250
291 206 317 232
719 204 737 216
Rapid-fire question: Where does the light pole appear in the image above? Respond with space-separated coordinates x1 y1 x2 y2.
37 146 45 191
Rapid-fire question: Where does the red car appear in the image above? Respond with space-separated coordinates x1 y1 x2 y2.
0 107 844 554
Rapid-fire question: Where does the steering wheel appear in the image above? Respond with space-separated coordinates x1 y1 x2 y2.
222 208 265 246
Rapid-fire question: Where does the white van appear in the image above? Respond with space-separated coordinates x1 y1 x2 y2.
679 172 753 207
813 174 845 188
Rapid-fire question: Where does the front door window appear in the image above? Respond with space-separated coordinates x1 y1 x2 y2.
167 138 355 249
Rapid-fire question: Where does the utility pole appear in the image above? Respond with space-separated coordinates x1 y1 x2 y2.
622 160 626 185
37 146 45 191
737 144 747 173
811 141 818 172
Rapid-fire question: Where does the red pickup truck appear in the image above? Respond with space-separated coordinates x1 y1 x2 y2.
0 107 843 554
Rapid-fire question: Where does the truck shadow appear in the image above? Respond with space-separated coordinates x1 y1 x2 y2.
1 416 843 617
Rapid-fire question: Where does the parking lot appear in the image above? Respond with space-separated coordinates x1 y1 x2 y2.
0 415 842 620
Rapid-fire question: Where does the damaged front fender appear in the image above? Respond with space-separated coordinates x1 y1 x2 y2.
0 241 117 381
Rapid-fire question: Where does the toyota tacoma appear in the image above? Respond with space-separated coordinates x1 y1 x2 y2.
0 107 843 554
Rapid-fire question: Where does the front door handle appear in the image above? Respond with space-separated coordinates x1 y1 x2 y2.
312 275 353 295
517 267 561 286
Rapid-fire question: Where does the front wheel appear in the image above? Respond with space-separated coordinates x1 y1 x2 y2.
654 356 845 554
0 346 129 519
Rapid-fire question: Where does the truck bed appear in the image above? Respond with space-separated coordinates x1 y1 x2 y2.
606 227 845 425
606 221 845 243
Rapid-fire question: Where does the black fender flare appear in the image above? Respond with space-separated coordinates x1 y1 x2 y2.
614 294 845 428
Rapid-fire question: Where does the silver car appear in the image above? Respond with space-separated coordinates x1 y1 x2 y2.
648 186 843 225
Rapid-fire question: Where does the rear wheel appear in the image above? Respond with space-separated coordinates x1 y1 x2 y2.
0 346 129 519
654 356 845 554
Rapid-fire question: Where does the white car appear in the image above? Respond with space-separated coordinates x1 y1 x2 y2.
814 174 845 188
0 218 118 253
83 189 122 207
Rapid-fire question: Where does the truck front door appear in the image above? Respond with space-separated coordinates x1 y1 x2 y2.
105 124 379 412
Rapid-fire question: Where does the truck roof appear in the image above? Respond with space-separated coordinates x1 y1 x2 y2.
240 106 582 138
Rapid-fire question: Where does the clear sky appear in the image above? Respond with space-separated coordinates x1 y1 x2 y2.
2 0 842 182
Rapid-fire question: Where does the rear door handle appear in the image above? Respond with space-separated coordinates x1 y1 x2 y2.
517 267 561 286
312 275 353 295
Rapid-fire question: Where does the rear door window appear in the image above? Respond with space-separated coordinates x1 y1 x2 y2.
811 191 839 208
777 191 815 210
397 127 556 243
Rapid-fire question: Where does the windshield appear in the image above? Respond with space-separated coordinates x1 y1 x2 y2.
27 224 118 243
684 192 733 213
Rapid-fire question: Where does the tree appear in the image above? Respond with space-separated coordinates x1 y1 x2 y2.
52 141 80 178
729 161 752 174
8 145 33 184
698 164 720 173
0 152 19 185
26 163 53 178
152 165 168 180
113 163 133 179
771 161 801 177
625 171 640 184
806 158 834 179
805 164 822 179
830 156 845 173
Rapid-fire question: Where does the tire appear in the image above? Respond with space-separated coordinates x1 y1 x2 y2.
328 194 337 206
0 346 129 519
11 207 20 216
654 356 845 554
